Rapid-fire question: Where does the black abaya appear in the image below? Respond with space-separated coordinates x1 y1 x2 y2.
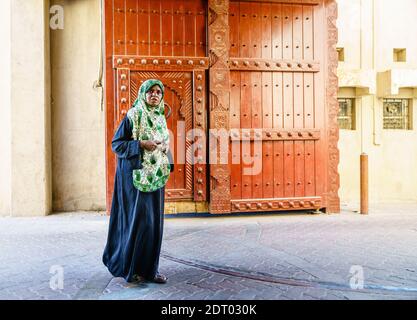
102 116 165 283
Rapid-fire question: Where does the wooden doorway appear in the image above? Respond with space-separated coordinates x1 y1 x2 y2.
207 0 340 214
104 0 340 215
104 0 208 213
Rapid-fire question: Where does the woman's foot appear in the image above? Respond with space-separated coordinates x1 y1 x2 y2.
152 273 167 284
131 274 146 283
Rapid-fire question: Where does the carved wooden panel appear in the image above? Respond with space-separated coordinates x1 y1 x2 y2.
231 196 322 212
225 0 339 213
129 71 194 200
111 0 206 57
113 56 209 70
105 0 208 213
110 67 208 204
229 58 320 72
325 0 340 213
208 0 232 213
193 70 208 201
115 68 131 126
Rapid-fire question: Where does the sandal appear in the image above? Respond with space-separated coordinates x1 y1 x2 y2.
152 273 168 284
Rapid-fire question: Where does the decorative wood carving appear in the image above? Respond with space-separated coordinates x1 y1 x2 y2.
325 0 340 213
193 70 208 201
229 58 320 72
210 165 232 213
113 56 209 71
231 196 322 212
116 68 131 128
129 71 194 201
229 129 321 141
208 0 232 214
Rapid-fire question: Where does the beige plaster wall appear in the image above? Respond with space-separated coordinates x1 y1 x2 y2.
336 0 362 69
375 0 417 70
11 0 52 216
0 0 12 216
338 0 417 206
50 0 106 211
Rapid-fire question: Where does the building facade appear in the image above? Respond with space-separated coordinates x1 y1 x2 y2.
0 0 416 217
337 0 417 207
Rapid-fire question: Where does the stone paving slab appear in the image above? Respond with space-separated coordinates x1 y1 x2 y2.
1 204 417 300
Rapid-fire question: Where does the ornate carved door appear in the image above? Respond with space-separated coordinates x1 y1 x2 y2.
104 0 339 215
104 0 208 213
208 0 340 214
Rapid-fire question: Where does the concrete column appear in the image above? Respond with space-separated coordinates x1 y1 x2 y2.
0 0 52 216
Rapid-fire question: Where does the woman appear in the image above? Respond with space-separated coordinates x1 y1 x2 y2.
102 79 171 284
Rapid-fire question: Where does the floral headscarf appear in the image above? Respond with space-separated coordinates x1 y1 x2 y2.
127 79 171 192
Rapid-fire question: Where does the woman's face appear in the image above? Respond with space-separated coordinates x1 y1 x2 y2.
145 85 163 107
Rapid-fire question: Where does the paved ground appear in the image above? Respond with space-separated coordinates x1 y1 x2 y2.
1 203 417 300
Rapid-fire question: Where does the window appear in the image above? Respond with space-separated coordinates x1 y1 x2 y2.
383 99 412 130
337 47 345 62
393 48 406 62
338 98 355 130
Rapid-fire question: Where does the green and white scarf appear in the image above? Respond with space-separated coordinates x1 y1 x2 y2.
127 79 171 192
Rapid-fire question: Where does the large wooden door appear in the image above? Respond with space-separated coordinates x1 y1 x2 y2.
104 0 208 213
104 0 340 214
229 1 323 212
208 0 340 214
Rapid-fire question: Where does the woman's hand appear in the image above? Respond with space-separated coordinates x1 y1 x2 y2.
153 140 169 154
161 143 169 154
140 140 161 152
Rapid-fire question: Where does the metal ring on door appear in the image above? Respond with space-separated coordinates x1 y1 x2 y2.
164 102 173 119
